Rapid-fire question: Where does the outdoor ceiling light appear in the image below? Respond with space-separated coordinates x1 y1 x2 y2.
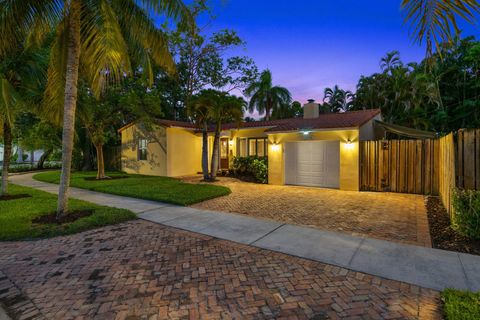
345 139 354 149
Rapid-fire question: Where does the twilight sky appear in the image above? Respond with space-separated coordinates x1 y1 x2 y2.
198 0 479 103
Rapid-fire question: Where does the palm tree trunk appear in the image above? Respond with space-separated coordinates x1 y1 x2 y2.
210 129 220 181
201 124 209 181
37 148 52 170
95 143 106 179
56 0 81 218
1 122 13 196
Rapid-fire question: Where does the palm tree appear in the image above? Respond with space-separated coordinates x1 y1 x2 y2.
401 0 479 59
380 51 402 74
186 90 212 181
1 47 47 197
323 85 354 112
207 90 245 180
244 69 291 120
0 1 191 218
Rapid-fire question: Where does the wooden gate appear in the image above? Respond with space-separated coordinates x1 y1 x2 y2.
360 139 439 195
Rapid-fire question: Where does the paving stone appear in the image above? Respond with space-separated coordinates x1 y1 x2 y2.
0 220 442 319
188 176 431 247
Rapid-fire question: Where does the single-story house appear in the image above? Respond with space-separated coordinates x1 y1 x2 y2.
118 101 382 191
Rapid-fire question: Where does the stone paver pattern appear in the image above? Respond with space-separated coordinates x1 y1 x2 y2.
185 176 432 247
0 220 441 320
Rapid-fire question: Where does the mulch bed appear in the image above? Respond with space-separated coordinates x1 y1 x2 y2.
32 210 94 225
0 194 31 201
84 176 129 181
427 196 480 255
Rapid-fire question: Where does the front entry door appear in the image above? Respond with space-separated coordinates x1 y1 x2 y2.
220 138 229 170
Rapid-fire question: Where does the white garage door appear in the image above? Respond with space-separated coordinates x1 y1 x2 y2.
284 141 340 188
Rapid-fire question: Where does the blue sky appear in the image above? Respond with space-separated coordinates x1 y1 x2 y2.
196 0 479 103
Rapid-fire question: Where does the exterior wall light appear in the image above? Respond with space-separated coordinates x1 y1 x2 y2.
345 139 354 149
229 139 234 146
302 131 310 135
271 143 280 152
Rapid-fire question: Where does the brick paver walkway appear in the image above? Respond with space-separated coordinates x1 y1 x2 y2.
0 220 441 319
186 177 431 247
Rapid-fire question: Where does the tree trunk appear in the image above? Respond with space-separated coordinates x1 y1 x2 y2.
201 125 209 181
1 122 13 196
95 143 106 179
210 130 220 181
81 133 94 171
37 149 52 169
56 0 81 218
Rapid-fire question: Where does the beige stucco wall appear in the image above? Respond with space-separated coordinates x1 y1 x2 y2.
166 127 202 176
359 114 383 140
121 124 202 177
120 124 168 176
267 129 360 191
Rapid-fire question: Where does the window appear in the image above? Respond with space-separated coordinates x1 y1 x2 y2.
138 139 148 160
249 139 257 156
257 139 265 157
220 139 228 159
237 138 267 157
238 138 247 157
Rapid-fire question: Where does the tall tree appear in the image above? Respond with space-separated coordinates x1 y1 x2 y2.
380 51 403 74
0 0 191 218
207 90 244 180
168 1 258 114
244 69 291 120
186 91 213 181
0 47 46 196
323 85 354 113
270 101 303 119
401 0 480 59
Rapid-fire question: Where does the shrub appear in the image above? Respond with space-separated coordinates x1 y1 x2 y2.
251 159 268 184
232 156 268 184
452 189 480 239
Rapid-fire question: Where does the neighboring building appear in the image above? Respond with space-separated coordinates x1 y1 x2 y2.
118 101 382 191
0 145 44 163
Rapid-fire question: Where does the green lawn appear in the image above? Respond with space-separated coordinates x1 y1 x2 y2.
442 289 480 320
0 184 136 241
33 171 231 206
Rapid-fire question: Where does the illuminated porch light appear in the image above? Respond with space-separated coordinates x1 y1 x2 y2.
302 131 310 135
229 139 234 146
271 143 280 152
345 139 354 149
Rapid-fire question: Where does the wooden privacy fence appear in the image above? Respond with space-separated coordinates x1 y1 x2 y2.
360 129 480 203
438 133 456 215
456 129 480 190
360 139 439 195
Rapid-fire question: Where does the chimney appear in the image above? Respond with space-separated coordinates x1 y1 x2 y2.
303 99 320 119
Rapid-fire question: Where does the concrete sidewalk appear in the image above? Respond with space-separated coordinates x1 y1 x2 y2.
10 172 480 292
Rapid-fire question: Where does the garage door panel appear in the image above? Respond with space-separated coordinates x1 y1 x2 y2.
285 141 340 188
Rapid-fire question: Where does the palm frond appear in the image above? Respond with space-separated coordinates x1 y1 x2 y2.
401 0 480 57
43 17 69 126
81 0 131 98
0 0 62 56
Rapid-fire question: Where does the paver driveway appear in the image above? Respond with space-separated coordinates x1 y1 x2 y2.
185 177 432 247
0 220 441 320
